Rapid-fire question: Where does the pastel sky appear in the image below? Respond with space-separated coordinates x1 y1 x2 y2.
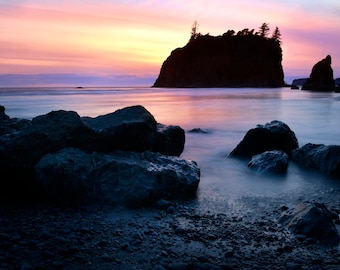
1 0 340 86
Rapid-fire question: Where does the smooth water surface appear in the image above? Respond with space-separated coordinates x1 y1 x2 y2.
1 87 340 214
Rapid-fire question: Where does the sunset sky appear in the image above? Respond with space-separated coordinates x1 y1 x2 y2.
1 0 340 86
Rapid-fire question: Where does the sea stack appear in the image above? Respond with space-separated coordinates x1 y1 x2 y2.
153 29 284 88
301 55 335 91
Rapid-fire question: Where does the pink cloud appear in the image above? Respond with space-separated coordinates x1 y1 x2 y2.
1 1 340 79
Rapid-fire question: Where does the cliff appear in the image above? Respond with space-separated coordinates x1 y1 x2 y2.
153 33 284 88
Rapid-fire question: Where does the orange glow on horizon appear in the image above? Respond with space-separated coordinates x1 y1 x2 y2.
1 0 340 82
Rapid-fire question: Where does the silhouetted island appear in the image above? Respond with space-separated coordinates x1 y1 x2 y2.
302 55 335 91
153 24 284 88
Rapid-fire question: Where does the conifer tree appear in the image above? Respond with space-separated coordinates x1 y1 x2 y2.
259 22 270 38
271 26 282 44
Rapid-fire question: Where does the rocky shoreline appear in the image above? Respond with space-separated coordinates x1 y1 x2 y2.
1 199 340 270
1 105 340 269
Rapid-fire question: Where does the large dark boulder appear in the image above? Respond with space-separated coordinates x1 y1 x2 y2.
229 120 298 158
301 55 335 91
292 143 340 178
248 150 289 174
82 105 157 153
35 148 200 207
153 32 284 88
279 201 340 246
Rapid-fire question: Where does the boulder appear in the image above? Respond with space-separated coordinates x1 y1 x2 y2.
82 105 157 153
153 124 185 156
292 143 340 178
229 120 298 158
248 150 288 174
301 55 335 91
279 201 340 246
35 148 200 207
82 105 185 156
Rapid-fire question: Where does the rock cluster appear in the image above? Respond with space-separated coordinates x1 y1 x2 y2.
229 120 340 246
0 105 200 206
229 120 340 178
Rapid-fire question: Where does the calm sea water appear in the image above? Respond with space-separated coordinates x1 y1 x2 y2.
1 87 340 215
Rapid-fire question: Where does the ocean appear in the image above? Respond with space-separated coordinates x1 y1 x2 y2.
1 86 340 216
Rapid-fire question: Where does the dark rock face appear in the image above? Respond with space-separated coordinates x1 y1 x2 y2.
292 143 340 178
0 105 190 205
35 148 200 207
153 124 185 156
229 120 299 158
153 34 284 88
279 201 340 246
248 150 288 174
301 55 335 91
82 105 157 153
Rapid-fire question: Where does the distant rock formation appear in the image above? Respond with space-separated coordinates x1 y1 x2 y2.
292 78 308 86
335 78 340 86
301 55 335 91
153 32 284 88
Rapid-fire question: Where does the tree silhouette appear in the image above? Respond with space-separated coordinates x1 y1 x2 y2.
271 26 282 44
259 22 270 38
188 20 200 43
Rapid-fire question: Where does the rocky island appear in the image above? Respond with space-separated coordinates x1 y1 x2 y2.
301 55 336 91
153 24 285 88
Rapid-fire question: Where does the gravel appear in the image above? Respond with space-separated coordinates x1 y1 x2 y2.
1 200 340 270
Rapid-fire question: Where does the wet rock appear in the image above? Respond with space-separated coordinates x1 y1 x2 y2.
248 150 289 174
292 143 340 178
0 105 190 204
153 123 185 156
279 201 340 246
155 199 175 210
35 148 200 207
188 128 209 134
229 120 298 158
